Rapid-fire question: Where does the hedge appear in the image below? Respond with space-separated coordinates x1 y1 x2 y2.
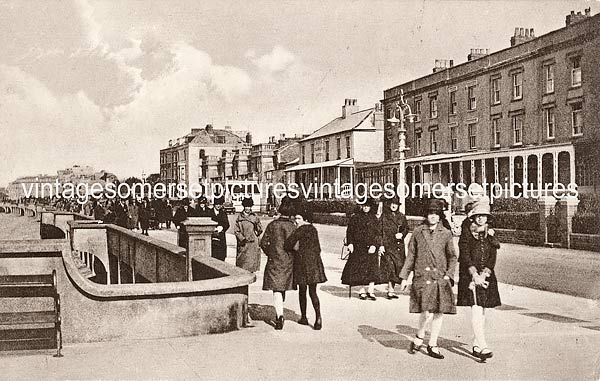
491 197 538 213
577 194 600 215
572 212 599 235
306 199 358 215
492 212 539 231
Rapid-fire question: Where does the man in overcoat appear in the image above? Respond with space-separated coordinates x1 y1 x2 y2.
210 195 230 261
400 198 457 360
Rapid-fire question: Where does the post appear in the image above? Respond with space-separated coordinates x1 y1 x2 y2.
557 196 579 249
537 196 557 246
181 217 218 281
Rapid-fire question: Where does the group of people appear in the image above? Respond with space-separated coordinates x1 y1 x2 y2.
340 192 500 361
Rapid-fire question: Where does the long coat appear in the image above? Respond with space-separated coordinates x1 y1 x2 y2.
457 225 501 308
234 212 263 273
284 224 327 286
380 209 409 284
128 203 139 230
139 204 151 230
114 202 128 228
211 208 230 261
341 211 383 286
399 223 457 314
260 217 296 292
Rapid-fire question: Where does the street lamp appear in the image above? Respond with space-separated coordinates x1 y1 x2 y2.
387 89 415 214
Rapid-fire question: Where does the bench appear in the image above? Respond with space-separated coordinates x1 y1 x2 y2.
0 271 63 356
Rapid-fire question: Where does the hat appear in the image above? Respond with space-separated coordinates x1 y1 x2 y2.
468 197 491 218
384 195 401 205
468 183 485 196
425 199 445 214
213 195 225 205
361 198 376 208
278 196 294 216
242 197 254 207
198 196 207 204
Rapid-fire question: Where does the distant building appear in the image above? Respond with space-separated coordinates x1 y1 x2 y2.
285 98 385 196
7 174 58 200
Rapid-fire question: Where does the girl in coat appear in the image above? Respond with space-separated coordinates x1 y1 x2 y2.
284 203 327 330
400 198 457 360
457 198 501 360
259 196 297 330
380 196 409 299
341 198 383 300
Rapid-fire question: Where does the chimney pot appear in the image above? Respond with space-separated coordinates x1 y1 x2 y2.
577 11 582 15
571 10 575 15
530 28 534 37
514 27 519 36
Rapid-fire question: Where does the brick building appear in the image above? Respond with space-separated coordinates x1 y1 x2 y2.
358 8 600 195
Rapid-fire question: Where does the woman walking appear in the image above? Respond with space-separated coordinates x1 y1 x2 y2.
260 197 297 330
284 203 326 330
380 196 409 299
234 197 263 327
457 198 501 360
400 199 457 360
341 198 383 300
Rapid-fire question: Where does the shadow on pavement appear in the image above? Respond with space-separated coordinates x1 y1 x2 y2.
395 324 476 361
249 304 302 327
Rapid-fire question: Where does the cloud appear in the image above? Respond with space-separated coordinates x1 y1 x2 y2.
246 45 296 73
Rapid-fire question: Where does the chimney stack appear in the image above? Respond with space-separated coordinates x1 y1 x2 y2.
205 124 214 134
510 27 535 46
433 59 454 73
467 48 489 61
566 7 591 26
246 132 252 144
342 98 359 118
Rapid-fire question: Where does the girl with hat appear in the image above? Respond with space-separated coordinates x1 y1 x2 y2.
260 196 297 330
341 198 384 300
284 201 327 330
456 197 501 360
379 195 409 299
400 198 457 359
234 197 263 327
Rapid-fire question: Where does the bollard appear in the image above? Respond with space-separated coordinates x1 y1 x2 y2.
180 217 217 281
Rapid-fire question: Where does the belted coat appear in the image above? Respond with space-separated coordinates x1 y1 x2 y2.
260 217 296 292
399 223 458 314
379 209 409 284
341 211 383 286
234 212 263 273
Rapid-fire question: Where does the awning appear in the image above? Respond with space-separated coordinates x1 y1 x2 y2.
284 158 354 172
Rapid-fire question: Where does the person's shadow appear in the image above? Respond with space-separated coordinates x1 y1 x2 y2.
357 324 478 361
248 304 302 328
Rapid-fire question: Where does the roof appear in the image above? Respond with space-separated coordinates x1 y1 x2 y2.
276 142 300 163
302 108 374 142
190 129 246 146
284 158 354 172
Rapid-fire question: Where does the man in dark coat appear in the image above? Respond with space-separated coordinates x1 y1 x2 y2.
194 196 211 217
210 195 230 261
380 196 409 299
172 200 191 229
114 199 129 228
400 198 457 360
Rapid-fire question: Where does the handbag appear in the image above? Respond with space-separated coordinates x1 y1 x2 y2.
340 237 350 260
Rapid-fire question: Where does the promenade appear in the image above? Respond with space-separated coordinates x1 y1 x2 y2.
1 214 599 380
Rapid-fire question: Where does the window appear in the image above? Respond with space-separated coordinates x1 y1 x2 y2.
544 64 555 93
512 72 523 100
492 119 500 147
301 146 306 164
386 138 393 160
336 138 341 159
414 100 422 121
491 77 501 104
429 96 438 119
467 86 476 110
544 108 555 139
345 136 351 158
216 135 226 144
468 124 477 149
449 90 457 115
572 102 583 135
415 132 422 155
512 115 523 144
571 56 581 87
325 140 330 161
430 130 438 153
311 143 315 163
450 127 457 151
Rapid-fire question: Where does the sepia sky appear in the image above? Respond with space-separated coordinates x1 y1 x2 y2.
0 0 594 186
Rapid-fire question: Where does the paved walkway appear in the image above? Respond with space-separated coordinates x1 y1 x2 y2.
2 221 600 380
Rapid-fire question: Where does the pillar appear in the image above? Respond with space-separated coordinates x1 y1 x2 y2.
537 196 557 246
557 196 579 249
553 151 559 187
537 153 543 194
180 217 218 281
494 157 499 184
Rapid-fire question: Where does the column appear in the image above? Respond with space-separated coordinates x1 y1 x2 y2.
470 160 476 184
537 153 543 194
449 162 453 184
438 163 442 184
538 196 557 245
569 149 576 186
481 159 486 185
553 151 559 187
557 196 579 249
459 162 464 183
523 155 528 195
181 217 218 281
509 155 514 188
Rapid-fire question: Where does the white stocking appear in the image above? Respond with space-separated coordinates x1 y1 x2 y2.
471 306 487 348
428 313 444 347
273 292 284 318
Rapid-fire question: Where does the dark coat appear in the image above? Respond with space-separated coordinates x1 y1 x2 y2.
195 205 211 218
260 217 296 291
379 209 409 284
127 203 139 229
139 204 151 230
457 225 501 308
173 206 190 228
211 207 230 261
341 211 383 286
114 202 128 228
284 224 327 286
234 212 263 273
400 223 458 314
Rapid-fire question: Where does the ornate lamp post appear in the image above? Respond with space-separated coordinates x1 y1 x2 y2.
387 89 415 214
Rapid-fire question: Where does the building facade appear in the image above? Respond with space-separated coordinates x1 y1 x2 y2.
359 8 600 196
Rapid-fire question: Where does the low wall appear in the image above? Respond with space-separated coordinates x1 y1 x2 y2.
570 233 600 252
494 228 543 246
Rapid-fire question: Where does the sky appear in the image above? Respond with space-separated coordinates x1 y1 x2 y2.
0 0 595 186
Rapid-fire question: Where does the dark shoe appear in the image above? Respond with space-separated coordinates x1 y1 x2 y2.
313 317 322 330
298 317 309 326
408 336 423 354
473 346 493 359
386 293 399 299
427 346 445 359
367 293 377 301
274 315 284 330
359 293 367 300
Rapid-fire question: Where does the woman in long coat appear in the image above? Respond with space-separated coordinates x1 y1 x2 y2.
341 198 383 300
128 199 139 230
400 198 457 360
260 197 297 330
211 196 230 261
380 196 409 299
284 203 326 330
457 198 500 360
138 200 151 236
235 198 263 273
